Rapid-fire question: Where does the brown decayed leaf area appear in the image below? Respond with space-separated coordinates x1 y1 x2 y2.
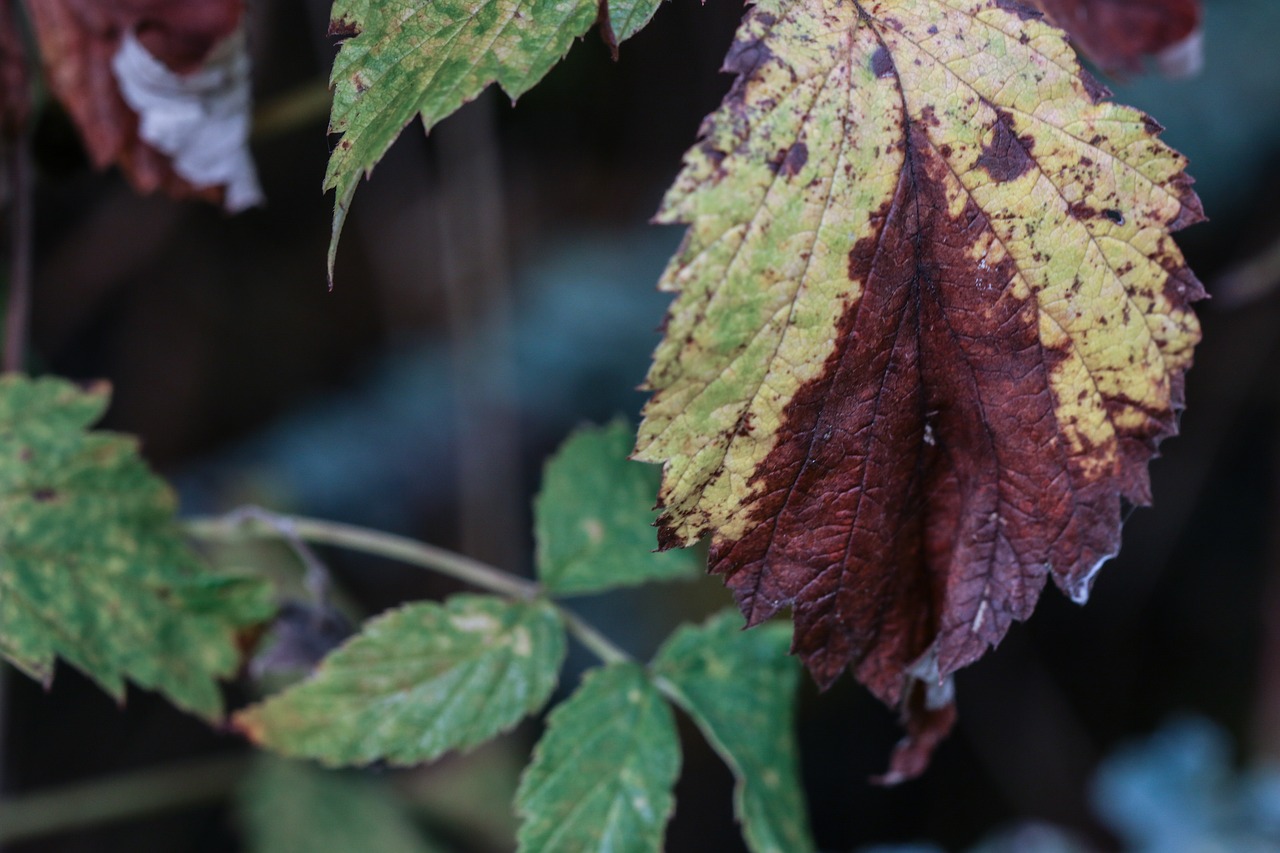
25 0 242 203
1028 0 1202 74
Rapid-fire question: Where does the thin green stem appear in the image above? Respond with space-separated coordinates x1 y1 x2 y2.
0 754 249 844
186 508 538 600
558 609 631 665
184 508 633 664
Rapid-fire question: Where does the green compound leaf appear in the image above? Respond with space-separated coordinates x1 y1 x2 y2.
236 595 566 766
0 375 272 720
325 0 662 278
653 611 813 853
516 663 679 853
238 756 446 853
535 421 702 596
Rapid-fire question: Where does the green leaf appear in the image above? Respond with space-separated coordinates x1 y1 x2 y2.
325 0 581 277
324 0 666 275
238 756 446 853
516 663 679 853
535 421 702 596
236 594 565 766
653 611 813 853
0 375 272 720
607 0 664 43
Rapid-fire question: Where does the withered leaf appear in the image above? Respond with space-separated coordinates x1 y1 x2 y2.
637 0 1203 779
25 0 260 208
0 0 30 140
1028 0 1203 77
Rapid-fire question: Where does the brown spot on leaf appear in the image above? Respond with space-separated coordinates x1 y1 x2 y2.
871 46 894 78
994 0 1042 20
779 142 807 176
328 14 360 38
975 110 1034 182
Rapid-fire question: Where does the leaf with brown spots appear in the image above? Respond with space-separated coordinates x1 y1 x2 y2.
25 0 261 209
637 0 1203 780
1026 0 1203 77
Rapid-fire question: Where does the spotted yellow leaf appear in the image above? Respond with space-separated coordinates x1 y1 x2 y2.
637 0 1203 779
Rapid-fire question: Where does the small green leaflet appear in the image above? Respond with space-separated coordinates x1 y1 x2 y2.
606 0 664 44
325 0 663 278
0 375 272 720
535 421 702 596
653 611 813 853
238 757 446 853
236 595 565 766
516 663 679 853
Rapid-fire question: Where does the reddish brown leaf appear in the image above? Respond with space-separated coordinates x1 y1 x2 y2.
637 0 1204 779
25 0 251 205
0 0 30 139
1029 0 1203 76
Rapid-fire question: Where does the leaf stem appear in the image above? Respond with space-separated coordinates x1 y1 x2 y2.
184 508 633 664
557 609 631 665
0 754 249 844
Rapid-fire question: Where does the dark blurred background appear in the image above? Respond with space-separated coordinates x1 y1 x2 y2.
4 0 1280 850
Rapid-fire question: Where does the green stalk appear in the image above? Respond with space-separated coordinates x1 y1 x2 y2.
185 508 632 664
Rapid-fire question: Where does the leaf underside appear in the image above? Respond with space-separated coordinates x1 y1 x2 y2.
637 0 1203 777
515 663 680 853
235 595 565 766
0 375 271 720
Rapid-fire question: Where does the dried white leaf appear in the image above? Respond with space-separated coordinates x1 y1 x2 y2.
112 28 263 212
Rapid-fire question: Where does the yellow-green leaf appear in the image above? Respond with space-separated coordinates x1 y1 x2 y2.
324 0 661 278
653 611 813 853
0 375 271 720
515 663 679 853
535 421 702 596
235 595 565 766
637 0 1203 778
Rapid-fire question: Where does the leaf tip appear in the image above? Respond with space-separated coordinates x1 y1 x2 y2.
231 706 267 745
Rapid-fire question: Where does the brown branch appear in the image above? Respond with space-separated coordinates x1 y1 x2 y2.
3 133 31 374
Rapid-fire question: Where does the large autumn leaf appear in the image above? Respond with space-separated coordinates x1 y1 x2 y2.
636 0 1203 778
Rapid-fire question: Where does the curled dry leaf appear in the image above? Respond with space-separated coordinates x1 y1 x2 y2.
0 0 30 140
1027 0 1203 77
25 0 261 209
637 0 1203 779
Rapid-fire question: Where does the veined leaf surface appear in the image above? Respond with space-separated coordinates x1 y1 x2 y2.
0 375 271 719
515 663 679 853
324 0 662 276
653 611 813 853
236 595 565 766
535 421 702 596
637 0 1203 777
